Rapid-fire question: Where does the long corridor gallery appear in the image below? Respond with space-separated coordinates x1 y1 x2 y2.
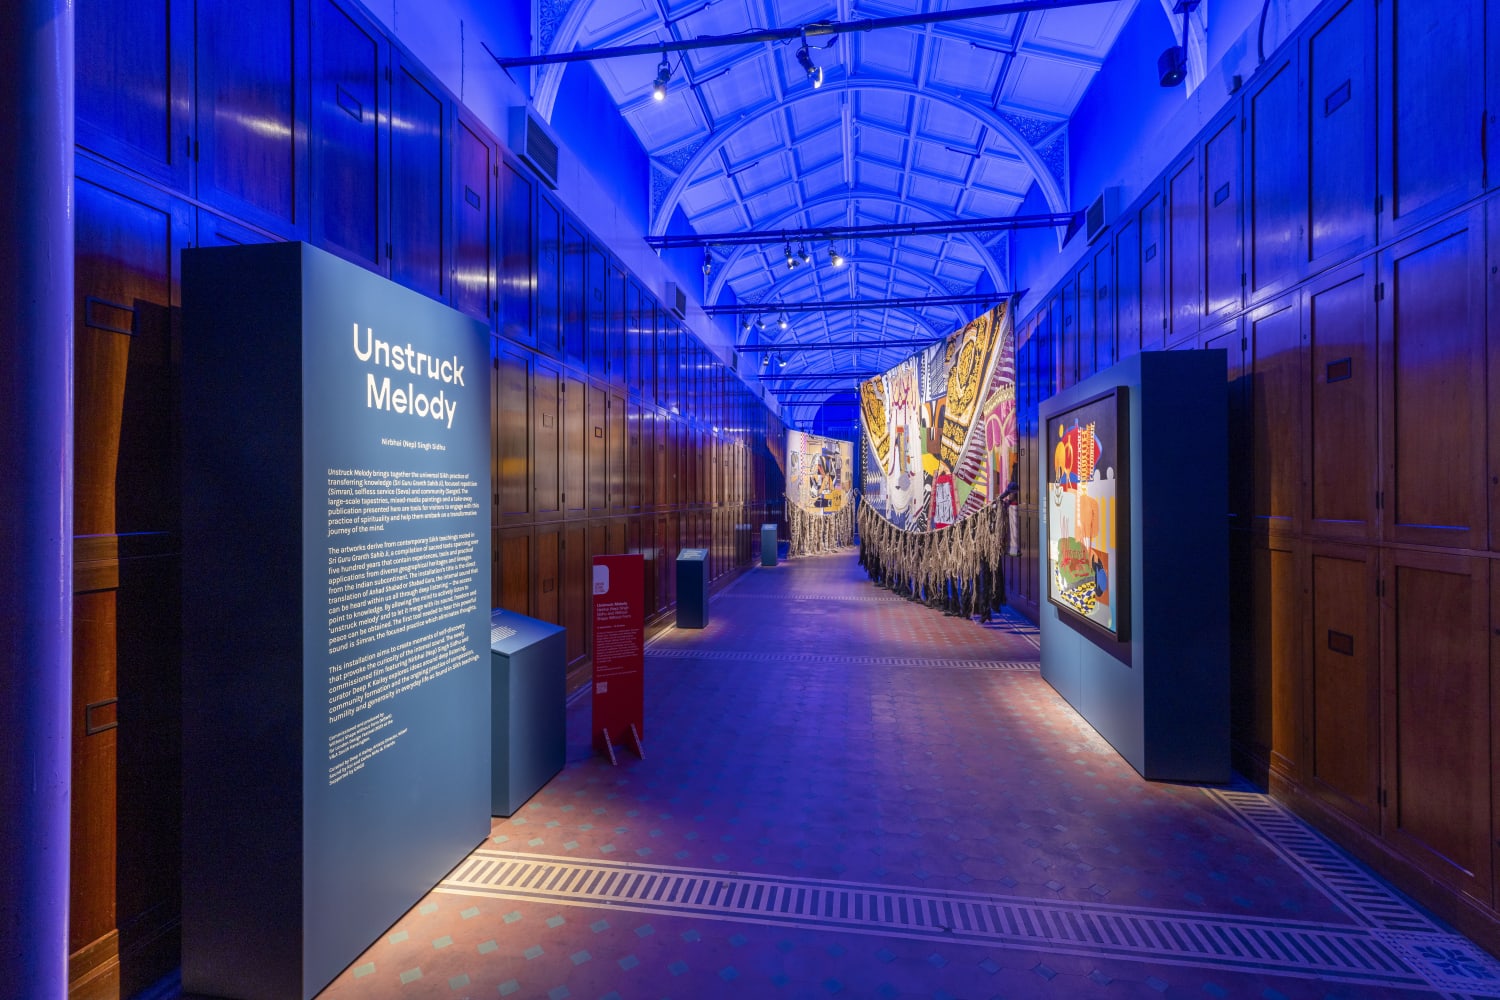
6 0 1500 997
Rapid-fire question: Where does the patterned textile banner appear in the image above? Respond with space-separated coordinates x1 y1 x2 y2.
859 301 1017 532
786 430 854 514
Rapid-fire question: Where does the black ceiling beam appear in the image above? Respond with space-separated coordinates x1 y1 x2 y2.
707 292 1011 317
735 339 937 352
492 0 1118 70
756 373 875 381
649 213 1076 250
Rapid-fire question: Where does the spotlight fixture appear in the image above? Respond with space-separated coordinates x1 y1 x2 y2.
795 38 823 89
702 249 713 276
742 315 753 331
828 243 845 268
785 241 798 270
755 315 767 331
777 312 789 330
652 53 672 101
762 353 771 367
1159 0 1198 88
797 243 812 266
777 353 788 368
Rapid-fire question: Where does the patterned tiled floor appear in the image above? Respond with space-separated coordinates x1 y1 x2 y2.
298 551 1500 1000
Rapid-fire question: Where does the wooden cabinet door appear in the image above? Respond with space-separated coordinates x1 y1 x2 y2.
1139 191 1167 352
587 383 607 513
453 117 494 322
495 347 530 525
1379 0 1485 238
1204 111 1244 320
563 374 586 515
1305 262 1378 540
1247 293 1303 534
1308 544 1380 832
389 56 446 299
1382 549 1492 905
197 0 305 236
1378 210 1487 549
1093 241 1116 371
535 196 561 356
1167 154 1201 345
1306 0 1375 270
309 0 385 272
77 0 194 188
498 160 533 346
534 362 561 518
1246 52 1304 303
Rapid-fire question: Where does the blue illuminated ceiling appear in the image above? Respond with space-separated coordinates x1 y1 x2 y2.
532 0 1138 419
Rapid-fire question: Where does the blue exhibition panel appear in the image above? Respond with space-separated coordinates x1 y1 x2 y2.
181 242 492 1000
676 548 710 628
490 609 567 816
1037 350 1228 784
761 524 779 566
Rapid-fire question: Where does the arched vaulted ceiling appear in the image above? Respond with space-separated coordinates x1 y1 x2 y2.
530 0 1139 423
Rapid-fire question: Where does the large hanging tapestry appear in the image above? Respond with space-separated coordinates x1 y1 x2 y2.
786 430 855 554
1045 387 1128 640
859 301 1017 532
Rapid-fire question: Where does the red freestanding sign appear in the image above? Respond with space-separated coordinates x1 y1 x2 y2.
591 554 645 759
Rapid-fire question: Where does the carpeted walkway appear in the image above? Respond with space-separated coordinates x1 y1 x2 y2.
312 551 1500 999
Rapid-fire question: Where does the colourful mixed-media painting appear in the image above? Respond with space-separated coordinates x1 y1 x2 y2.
786 430 854 513
1046 388 1127 639
859 301 1017 531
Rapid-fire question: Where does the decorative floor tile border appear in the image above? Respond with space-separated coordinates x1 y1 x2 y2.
437 850 1459 993
644 648 1040 672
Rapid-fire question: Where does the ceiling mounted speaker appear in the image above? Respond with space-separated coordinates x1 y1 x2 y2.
1158 45 1187 87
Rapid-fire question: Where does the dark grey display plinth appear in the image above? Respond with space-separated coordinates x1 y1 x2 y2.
676 548 709 628
761 524 778 566
490 609 566 816
1038 349 1229 784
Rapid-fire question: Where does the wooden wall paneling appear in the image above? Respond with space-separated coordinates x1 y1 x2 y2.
195 211 274 248
655 516 671 614
498 527 533 616
309 0 384 271
72 166 191 996
195 0 306 235
1305 262 1378 540
388 56 446 299
609 518 626 556
1076 261 1095 380
562 220 586 367
641 411 658 509
1059 280 1076 390
586 243 607 374
1203 109 1244 320
608 263 626 385
1381 548 1492 905
1308 543 1380 833
1378 0 1484 238
563 374 586 514
498 159 534 346
627 400 642 510
659 320 679 412
1139 191 1167 351
1115 219 1141 359
1246 51 1304 304
625 279 641 393
452 116 493 322
609 392 626 511
1093 241 1116 370
1245 539 1304 782
536 524 560 625
495 345 531 524
665 513 680 605
1379 210 1487 549
1307 0 1374 269
77 0 194 188
1247 293 1303 532
562 524 589 663
1492 195 1500 551
534 361 562 517
1167 153 1202 344
587 383 608 512
535 196 562 356
1201 324 1248 524
643 301 659 403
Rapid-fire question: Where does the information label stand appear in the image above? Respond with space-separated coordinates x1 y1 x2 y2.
490 609 566 816
592 554 645 761
675 548 709 628
761 523 779 566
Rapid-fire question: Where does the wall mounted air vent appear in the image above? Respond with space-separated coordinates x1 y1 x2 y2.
664 282 688 320
1085 187 1119 245
508 108 560 189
